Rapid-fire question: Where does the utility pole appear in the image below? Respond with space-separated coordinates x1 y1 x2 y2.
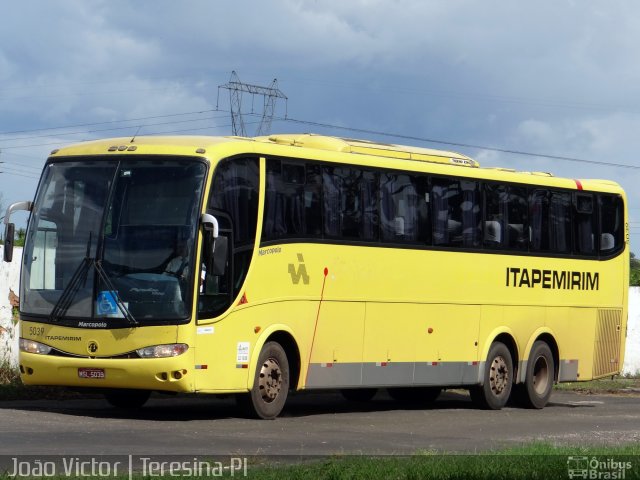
217 71 288 137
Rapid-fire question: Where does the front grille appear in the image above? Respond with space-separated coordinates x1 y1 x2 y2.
48 349 140 359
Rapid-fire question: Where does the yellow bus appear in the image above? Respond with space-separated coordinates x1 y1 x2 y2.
4 134 628 418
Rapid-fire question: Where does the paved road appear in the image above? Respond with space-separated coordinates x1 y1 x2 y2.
1 390 639 456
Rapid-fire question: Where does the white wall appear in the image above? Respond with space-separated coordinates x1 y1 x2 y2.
0 246 22 367
0 249 638 375
625 288 640 375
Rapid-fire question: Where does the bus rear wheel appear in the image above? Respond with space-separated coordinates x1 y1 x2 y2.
521 341 554 409
104 389 150 409
470 341 513 410
238 341 290 419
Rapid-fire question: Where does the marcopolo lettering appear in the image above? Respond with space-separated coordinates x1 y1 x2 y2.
505 267 599 290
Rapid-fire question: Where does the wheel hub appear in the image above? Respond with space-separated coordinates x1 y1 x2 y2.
258 357 282 403
489 355 509 395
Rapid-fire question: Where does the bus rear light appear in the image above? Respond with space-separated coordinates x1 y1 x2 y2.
20 339 52 355
136 343 189 358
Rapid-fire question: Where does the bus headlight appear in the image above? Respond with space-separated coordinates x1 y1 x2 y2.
20 338 52 355
136 344 189 358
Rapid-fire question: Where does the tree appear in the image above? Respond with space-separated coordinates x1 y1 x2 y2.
14 228 26 247
631 252 640 286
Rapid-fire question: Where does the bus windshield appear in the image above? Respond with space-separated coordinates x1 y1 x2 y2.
21 156 207 326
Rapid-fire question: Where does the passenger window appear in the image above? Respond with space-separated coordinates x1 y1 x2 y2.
380 173 429 244
506 186 528 250
530 190 571 253
484 184 508 248
262 160 322 241
323 166 378 241
549 192 571 253
574 193 596 255
432 177 480 248
600 194 624 254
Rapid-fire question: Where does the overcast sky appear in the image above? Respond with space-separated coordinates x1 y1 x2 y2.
2 0 640 248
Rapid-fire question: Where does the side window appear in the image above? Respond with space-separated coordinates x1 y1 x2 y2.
600 194 624 255
484 184 508 249
262 159 322 241
432 177 481 248
530 190 571 253
323 166 378 241
574 193 596 255
199 157 259 319
529 190 549 251
209 158 259 247
380 173 429 244
549 192 571 253
506 186 528 250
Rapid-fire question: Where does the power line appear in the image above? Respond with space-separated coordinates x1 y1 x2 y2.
0 115 227 143
0 110 219 136
1 107 639 171
276 116 640 170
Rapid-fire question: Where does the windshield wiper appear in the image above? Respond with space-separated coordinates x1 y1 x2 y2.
50 256 92 323
49 234 138 325
50 234 94 323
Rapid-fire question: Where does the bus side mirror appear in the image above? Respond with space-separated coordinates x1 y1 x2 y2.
3 223 15 263
3 201 33 263
201 214 227 276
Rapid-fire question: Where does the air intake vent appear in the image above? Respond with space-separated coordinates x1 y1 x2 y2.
593 309 622 378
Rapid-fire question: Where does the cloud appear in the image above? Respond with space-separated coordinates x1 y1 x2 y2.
3 0 640 244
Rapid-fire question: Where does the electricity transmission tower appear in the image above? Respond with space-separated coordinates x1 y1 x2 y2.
217 71 288 137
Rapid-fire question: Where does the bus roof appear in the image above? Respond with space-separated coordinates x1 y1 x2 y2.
48 134 622 193
254 134 480 168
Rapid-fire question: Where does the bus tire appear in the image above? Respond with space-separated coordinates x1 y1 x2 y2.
241 341 290 419
388 387 441 404
341 388 377 402
521 341 554 409
104 389 150 409
470 341 513 410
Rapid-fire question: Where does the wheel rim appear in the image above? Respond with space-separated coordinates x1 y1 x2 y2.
258 357 282 403
532 355 550 395
489 355 509 395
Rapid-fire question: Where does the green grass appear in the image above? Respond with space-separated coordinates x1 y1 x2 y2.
554 377 640 393
0 362 89 401
234 443 640 480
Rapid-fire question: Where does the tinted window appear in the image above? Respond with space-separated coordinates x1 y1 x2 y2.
380 173 430 244
210 158 259 246
432 178 481 247
263 160 322 241
600 194 624 254
574 193 596 255
549 192 571 253
323 166 378 241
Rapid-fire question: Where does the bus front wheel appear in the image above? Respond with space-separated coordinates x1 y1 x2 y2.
470 342 513 410
521 341 554 409
238 341 290 419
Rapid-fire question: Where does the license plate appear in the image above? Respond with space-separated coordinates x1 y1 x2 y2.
78 368 105 379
